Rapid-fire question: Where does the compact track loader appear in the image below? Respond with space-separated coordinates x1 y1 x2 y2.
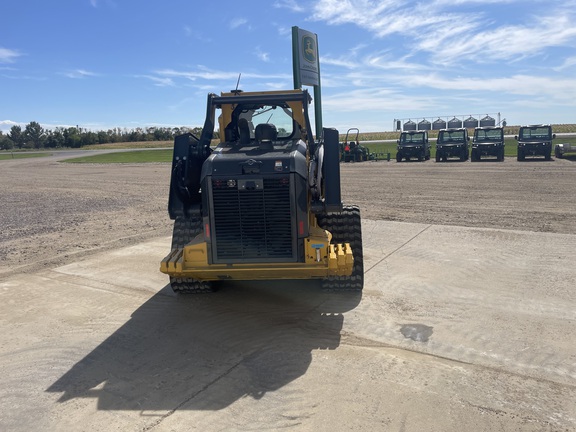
160 89 363 293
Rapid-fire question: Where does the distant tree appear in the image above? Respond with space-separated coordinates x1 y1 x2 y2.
8 125 24 149
81 131 98 146
106 129 119 143
97 131 109 144
44 129 64 148
0 133 14 150
5 123 216 148
152 127 169 141
45 129 65 148
24 121 46 149
63 127 82 148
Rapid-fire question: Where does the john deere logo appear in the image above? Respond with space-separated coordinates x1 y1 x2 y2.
302 36 316 63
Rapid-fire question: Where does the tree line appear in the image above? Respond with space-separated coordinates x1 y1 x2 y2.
0 121 211 150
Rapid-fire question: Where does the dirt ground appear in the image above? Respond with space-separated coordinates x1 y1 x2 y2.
1 153 576 431
1 154 575 276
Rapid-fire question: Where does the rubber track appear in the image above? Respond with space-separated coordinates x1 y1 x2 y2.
169 216 214 294
317 205 364 291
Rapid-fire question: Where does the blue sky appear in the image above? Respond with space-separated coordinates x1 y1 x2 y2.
2 0 576 134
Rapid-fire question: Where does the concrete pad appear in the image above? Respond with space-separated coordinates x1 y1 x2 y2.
1 220 575 431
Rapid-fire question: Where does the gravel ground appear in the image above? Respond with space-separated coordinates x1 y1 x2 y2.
340 157 576 234
2 151 576 431
1 153 575 277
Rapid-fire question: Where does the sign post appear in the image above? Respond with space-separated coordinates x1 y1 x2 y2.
292 26 322 140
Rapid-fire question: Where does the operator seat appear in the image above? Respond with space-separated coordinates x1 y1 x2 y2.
255 123 277 149
238 118 251 145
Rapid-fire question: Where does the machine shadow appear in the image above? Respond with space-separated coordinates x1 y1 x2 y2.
47 280 361 411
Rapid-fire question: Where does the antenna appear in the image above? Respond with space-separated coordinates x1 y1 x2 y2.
231 73 242 95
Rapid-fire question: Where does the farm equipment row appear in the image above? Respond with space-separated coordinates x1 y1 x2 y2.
339 124 559 164
396 125 557 162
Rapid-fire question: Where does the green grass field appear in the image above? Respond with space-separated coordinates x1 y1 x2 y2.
0 152 51 161
83 141 174 150
63 149 173 163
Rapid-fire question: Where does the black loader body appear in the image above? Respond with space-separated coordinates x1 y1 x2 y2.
161 90 363 293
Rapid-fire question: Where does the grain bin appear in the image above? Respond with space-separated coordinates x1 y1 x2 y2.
403 120 417 131
480 115 496 127
464 116 478 128
433 118 447 130
418 119 431 131
448 117 462 128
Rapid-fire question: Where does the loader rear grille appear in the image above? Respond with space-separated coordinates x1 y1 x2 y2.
211 176 294 262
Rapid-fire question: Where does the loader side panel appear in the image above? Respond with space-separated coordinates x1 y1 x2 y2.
323 128 343 213
168 133 205 219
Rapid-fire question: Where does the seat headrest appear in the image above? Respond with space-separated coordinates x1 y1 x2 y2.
255 123 277 143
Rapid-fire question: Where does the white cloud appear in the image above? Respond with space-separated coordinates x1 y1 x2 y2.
255 47 270 62
137 75 175 87
273 0 305 12
322 87 435 113
308 1 576 65
1 73 47 81
183 26 212 43
322 49 426 72
0 47 22 63
153 67 291 82
230 17 248 30
321 71 576 121
553 56 576 72
321 56 358 70
263 81 291 90
418 12 576 64
0 120 20 130
408 73 576 102
431 0 516 4
89 0 116 8
63 69 98 79
274 23 292 38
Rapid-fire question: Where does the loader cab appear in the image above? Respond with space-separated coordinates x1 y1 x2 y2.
218 90 312 151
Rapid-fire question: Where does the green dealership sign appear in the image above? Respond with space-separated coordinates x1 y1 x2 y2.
292 26 322 138
296 29 319 86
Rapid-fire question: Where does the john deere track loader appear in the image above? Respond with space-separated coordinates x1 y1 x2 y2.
160 89 363 293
